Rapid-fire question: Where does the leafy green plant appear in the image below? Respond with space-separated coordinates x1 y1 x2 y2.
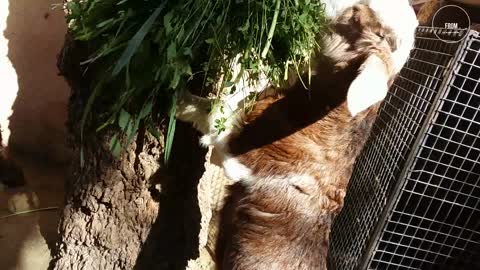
64 0 328 166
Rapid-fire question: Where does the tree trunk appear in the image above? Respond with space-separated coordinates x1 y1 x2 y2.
51 34 207 269
49 34 161 269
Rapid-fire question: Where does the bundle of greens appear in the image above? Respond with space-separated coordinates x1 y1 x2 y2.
64 0 328 165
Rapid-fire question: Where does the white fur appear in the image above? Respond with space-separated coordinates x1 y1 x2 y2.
222 156 254 183
323 0 418 116
176 92 211 134
347 54 390 116
326 0 418 74
179 53 270 154
176 55 269 181
368 0 418 74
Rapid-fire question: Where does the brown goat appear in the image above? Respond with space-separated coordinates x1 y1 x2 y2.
177 4 397 270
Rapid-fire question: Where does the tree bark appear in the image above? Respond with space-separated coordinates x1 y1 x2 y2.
51 31 208 269
50 34 162 270
51 136 163 270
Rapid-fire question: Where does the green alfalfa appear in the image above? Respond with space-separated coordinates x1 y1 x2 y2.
65 0 328 166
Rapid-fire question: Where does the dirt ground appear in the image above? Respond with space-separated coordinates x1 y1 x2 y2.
0 151 66 270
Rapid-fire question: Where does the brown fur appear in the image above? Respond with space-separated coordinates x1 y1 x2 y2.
417 0 444 25
215 5 396 270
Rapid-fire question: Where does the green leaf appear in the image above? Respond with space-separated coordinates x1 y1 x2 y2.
237 20 250 33
96 118 114 132
183 47 193 58
125 120 134 139
125 119 138 146
298 14 308 24
147 126 162 141
127 118 139 145
118 109 131 130
79 77 106 169
96 18 114 29
167 42 176 61
139 101 153 119
177 26 185 41
205 38 214 44
224 81 234 88
164 94 176 165
112 2 167 76
110 134 122 158
164 12 173 34
169 68 181 89
178 61 192 76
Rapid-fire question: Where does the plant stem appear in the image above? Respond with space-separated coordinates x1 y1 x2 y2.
261 0 281 58
0 207 59 219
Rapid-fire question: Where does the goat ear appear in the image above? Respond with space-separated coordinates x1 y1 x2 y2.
347 54 390 117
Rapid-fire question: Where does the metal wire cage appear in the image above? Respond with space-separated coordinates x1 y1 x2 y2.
328 27 480 270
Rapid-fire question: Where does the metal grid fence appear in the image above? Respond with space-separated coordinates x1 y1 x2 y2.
329 27 480 270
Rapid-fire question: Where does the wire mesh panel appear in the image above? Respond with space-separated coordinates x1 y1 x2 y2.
329 27 479 270
367 29 480 270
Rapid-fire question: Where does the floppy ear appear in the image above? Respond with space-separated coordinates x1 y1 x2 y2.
347 54 390 117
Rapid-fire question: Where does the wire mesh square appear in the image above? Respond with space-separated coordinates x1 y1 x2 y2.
329 27 480 270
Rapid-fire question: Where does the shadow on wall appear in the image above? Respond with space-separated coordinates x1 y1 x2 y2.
5 0 71 164
0 154 65 270
0 1 69 270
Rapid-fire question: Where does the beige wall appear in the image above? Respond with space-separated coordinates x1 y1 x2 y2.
2 0 70 163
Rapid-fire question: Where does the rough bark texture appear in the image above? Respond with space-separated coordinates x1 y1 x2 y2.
50 133 162 270
51 33 207 270
50 34 162 270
